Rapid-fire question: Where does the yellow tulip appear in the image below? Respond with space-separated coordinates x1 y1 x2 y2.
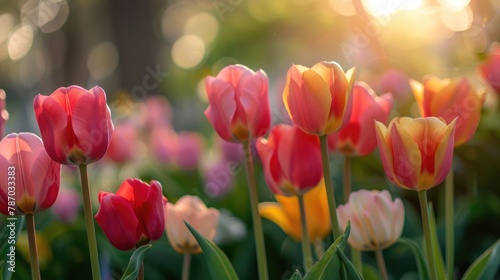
259 181 331 241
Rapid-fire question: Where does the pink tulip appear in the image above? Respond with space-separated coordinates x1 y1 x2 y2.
105 120 141 163
375 117 456 191
478 43 500 95
165 195 220 254
174 132 204 170
257 124 323 196
205 64 271 142
0 90 8 137
95 178 165 250
328 82 393 156
283 61 355 136
0 133 61 215
411 76 485 146
337 190 404 251
378 69 412 105
51 187 80 222
140 95 173 129
34 86 114 165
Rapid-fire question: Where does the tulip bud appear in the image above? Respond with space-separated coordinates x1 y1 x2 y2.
165 195 220 254
0 133 61 216
337 190 404 251
34 85 114 165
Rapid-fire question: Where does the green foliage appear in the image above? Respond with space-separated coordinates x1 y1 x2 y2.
186 222 239 280
462 239 500 280
398 238 430 280
120 244 152 280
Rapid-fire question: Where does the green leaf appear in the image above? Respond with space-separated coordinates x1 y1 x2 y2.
428 203 446 280
289 269 303 280
338 248 364 280
398 238 430 280
186 222 239 280
120 244 153 280
303 222 351 280
362 264 381 280
462 238 500 280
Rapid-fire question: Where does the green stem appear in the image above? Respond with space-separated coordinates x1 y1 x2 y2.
445 168 454 280
182 253 191 280
79 164 101 280
243 142 268 280
298 194 313 272
138 261 144 280
26 214 40 280
319 135 341 239
375 249 388 280
344 155 363 271
418 190 438 280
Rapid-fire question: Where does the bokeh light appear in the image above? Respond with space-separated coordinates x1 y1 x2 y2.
7 24 34 61
87 42 119 81
184 12 219 45
171 35 205 69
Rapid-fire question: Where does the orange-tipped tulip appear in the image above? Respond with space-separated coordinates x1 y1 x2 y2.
478 43 500 95
259 182 331 241
283 61 355 136
257 124 322 196
337 189 404 251
165 195 220 254
0 90 8 137
411 77 485 146
375 117 456 191
95 179 165 250
205 64 270 142
34 85 114 165
0 133 60 215
328 82 393 156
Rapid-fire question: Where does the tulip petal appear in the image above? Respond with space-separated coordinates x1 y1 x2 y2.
116 178 149 206
141 180 165 241
165 203 188 253
433 119 456 186
95 194 139 250
390 120 423 189
259 201 299 241
205 77 236 141
240 70 270 137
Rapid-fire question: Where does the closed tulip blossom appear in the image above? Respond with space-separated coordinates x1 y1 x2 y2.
0 90 8 137
375 117 456 191
205 64 270 142
95 179 165 250
283 61 355 136
105 120 141 163
478 43 500 95
259 182 331 241
165 195 220 254
34 85 114 165
0 133 61 215
257 124 323 196
337 190 404 251
328 82 393 156
411 77 485 146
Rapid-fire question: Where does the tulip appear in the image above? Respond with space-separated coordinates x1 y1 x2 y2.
141 95 173 129
257 124 323 196
378 69 412 105
375 117 456 191
105 120 141 163
174 132 204 170
0 133 61 216
165 195 220 254
411 76 485 146
95 178 165 251
478 43 500 95
328 82 393 156
34 85 114 165
51 186 80 223
204 64 271 142
283 61 355 136
337 190 404 251
259 182 331 241
0 89 8 137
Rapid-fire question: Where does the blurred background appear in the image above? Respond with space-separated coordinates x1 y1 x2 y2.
1 0 500 279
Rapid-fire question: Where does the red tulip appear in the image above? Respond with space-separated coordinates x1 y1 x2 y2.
328 82 393 156
0 89 8 137
257 124 323 196
0 133 61 215
411 77 485 146
283 61 355 136
95 178 165 250
375 117 456 191
34 85 114 165
205 64 271 142
478 43 500 95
